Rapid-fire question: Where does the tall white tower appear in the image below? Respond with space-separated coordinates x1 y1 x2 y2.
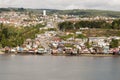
43 10 46 16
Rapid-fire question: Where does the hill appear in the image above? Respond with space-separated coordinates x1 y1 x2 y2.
1 8 120 18
55 9 120 18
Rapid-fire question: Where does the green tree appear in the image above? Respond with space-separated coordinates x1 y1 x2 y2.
112 19 120 29
75 34 86 39
110 39 119 48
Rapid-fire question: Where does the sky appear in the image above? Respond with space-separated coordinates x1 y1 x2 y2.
0 0 120 11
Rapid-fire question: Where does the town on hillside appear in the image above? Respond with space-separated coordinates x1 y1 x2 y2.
0 8 120 56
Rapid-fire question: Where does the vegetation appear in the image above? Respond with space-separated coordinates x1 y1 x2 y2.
47 28 57 31
110 39 119 48
75 20 111 29
82 29 120 37
28 9 120 18
58 19 120 30
1 8 120 18
59 20 110 31
0 8 26 13
58 21 76 31
58 19 120 37
112 19 120 29
59 34 74 40
85 40 91 48
64 43 74 48
75 34 86 39
0 23 44 48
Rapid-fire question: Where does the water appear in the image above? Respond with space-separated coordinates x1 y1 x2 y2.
0 55 120 80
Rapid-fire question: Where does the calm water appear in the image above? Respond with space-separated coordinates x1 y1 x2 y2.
0 55 120 80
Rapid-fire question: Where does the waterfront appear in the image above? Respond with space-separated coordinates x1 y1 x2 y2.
0 55 120 80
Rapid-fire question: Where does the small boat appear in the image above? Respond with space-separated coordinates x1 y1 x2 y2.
37 48 46 55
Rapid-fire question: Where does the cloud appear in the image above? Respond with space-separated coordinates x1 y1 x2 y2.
0 0 120 11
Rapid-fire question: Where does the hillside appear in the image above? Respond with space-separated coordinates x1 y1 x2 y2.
29 9 120 18
1 8 120 18
82 29 120 37
55 9 120 18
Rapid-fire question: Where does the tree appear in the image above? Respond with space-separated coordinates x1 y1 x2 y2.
112 19 120 29
0 23 3 29
0 23 45 48
110 39 119 48
58 20 112 31
58 22 74 31
85 39 91 48
75 34 86 39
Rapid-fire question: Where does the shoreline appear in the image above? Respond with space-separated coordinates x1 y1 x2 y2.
0 51 5 55
1 52 120 57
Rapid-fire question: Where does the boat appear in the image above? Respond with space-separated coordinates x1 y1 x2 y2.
37 48 46 55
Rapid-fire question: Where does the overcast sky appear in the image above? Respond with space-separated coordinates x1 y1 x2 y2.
0 0 120 11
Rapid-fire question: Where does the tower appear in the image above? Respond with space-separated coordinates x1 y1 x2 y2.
43 10 46 16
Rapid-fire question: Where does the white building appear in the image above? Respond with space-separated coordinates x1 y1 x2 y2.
43 10 46 16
